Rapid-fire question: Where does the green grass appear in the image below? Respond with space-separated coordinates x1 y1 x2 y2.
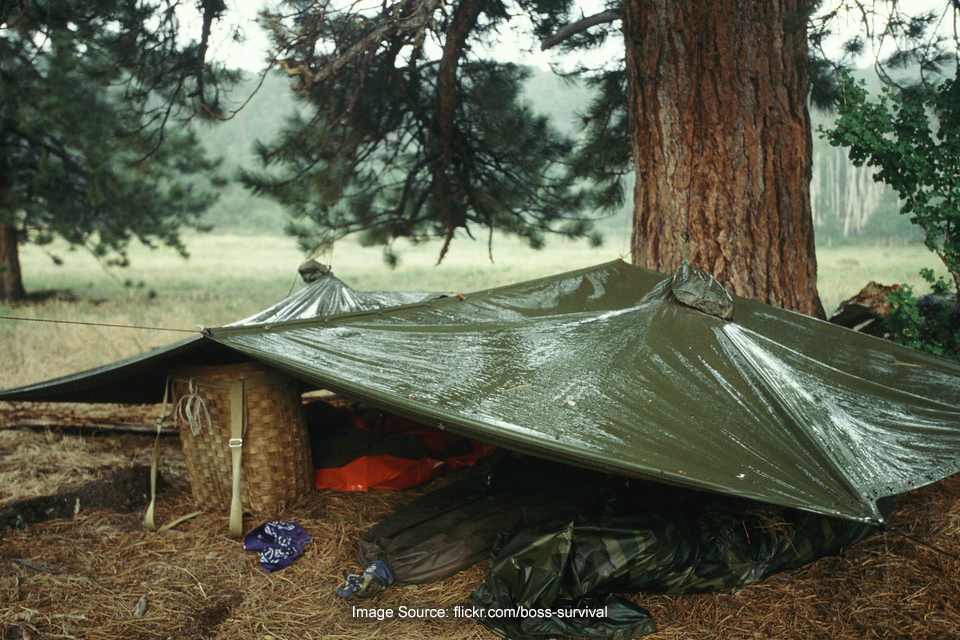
0 232 948 390
816 245 950 314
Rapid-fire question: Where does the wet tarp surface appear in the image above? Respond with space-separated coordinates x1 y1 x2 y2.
0 273 441 404
233 274 438 326
3 260 960 523
204 261 960 523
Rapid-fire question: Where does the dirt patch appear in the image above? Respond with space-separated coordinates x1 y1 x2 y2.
0 403 959 639
0 466 160 530
0 405 184 508
181 592 244 640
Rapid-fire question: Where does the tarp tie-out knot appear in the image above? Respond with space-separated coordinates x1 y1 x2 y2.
174 378 212 436
670 262 734 320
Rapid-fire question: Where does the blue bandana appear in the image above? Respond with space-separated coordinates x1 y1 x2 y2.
243 520 312 573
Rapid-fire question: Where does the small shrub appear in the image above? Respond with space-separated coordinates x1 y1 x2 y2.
883 272 960 361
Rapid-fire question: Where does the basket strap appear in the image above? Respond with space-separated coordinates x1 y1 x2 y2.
227 378 245 538
144 377 203 533
143 377 171 532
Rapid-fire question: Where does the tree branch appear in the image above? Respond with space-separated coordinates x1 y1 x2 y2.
280 0 444 86
540 9 622 51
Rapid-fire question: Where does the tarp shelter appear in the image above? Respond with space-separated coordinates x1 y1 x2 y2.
0 269 441 404
3 260 960 524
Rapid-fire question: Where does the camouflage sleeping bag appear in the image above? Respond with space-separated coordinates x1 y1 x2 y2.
469 486 884 639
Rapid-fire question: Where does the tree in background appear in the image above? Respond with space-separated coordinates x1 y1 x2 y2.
810 143 889 238
246 1 958 317
811 2 960 359
566 1 960 317
823 72 960 359
243 0 598 266
0 0 238 301
827 77 960 297
245 0 819 314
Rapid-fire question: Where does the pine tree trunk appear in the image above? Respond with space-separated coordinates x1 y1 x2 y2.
0 220 26 302
621 0 824 317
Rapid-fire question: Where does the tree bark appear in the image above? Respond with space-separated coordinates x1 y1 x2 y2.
622 0 824 317
0 220 26 302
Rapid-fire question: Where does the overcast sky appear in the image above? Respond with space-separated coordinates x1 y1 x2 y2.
198 0 610 72
198 0 955 72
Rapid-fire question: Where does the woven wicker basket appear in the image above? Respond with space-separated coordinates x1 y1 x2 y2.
170 362 312 519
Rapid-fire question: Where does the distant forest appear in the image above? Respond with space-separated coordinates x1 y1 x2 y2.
193 68 917 248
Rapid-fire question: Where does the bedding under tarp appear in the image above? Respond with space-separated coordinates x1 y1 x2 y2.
340 455 882 638
3 260 960 525
305 400 495 491
469 483 882 640
352 456 616 586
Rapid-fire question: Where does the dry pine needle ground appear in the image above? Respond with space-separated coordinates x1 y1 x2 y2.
0 403 959 640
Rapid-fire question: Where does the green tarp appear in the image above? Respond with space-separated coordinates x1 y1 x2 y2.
4 260 960 523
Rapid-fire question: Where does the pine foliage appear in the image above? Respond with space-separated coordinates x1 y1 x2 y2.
242 0 603 263
0 0 235 291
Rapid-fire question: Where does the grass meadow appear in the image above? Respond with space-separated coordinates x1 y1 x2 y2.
0 231 949 391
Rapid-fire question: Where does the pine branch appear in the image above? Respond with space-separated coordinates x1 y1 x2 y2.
540 9 622 51
281 0 443 85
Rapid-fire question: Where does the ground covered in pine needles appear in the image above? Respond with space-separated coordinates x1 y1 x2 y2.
0 402 959 640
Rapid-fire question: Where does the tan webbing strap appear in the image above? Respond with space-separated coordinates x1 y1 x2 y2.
227 378 246 538
144 378 171 531
156 509 204 533
143 377 204 534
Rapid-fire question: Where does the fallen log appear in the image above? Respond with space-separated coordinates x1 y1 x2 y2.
0 419 177 437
